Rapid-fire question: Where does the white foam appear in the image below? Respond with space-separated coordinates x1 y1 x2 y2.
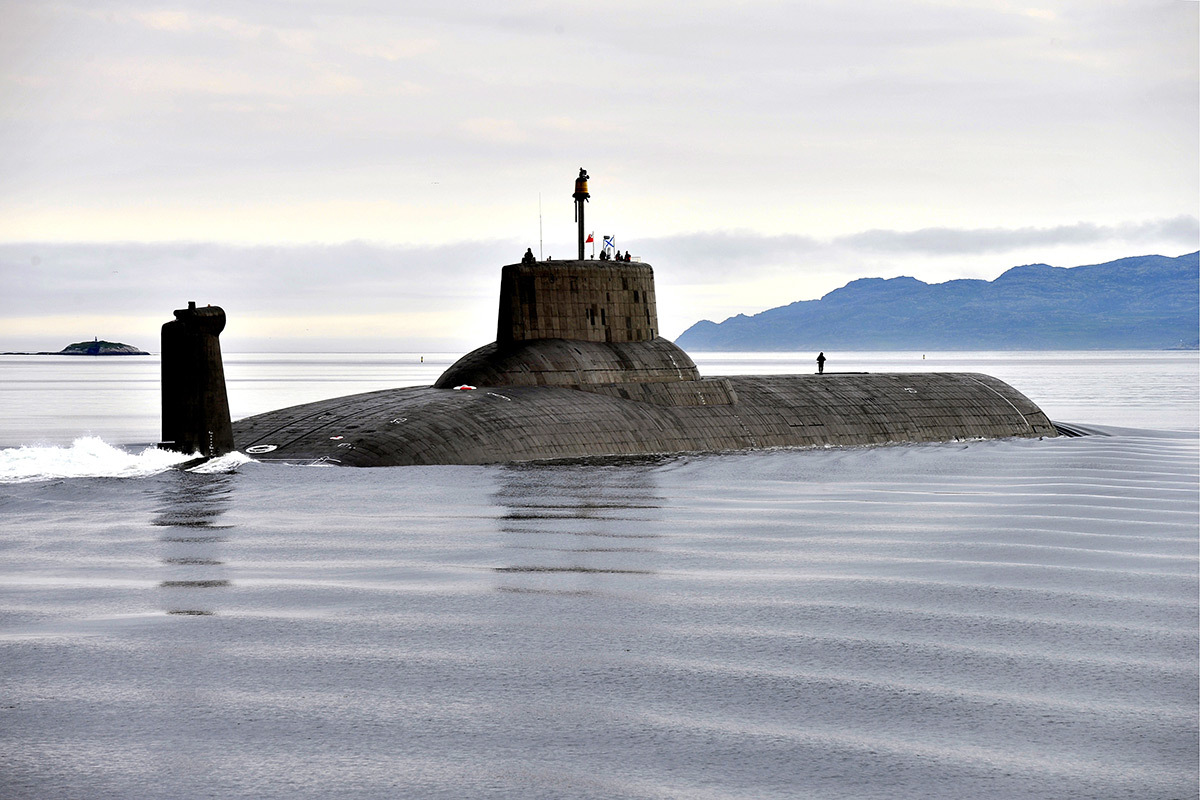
186 450 254 473
0 437 198 483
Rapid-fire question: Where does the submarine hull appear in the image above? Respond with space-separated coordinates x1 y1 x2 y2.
224 259 1057 466
232 372 1055 467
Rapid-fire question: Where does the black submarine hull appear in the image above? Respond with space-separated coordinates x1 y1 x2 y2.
232 371 1055 467
169 242 1058 466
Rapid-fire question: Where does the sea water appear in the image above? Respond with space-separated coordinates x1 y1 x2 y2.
0 352 1196 799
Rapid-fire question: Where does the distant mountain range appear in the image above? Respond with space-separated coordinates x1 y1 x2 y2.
675 252 1199 351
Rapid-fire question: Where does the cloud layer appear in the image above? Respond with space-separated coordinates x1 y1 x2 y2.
1 1 1195 245
3 216 1195 349
836 217 1200 256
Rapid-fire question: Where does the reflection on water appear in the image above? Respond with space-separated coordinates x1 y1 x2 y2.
157 535 225 543
492 461 666 593
152 473 234 616
151 473 234 529
494 566 654 574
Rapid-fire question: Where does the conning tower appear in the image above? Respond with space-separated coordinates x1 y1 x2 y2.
436 169 703 390
498 259 657 344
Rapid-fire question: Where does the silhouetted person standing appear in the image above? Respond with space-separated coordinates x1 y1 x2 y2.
817 352 826 374
522 248 535 264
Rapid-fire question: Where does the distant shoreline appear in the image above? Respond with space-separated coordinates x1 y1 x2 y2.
2 351 152 356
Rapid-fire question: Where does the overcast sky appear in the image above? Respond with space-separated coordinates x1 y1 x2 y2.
1 0 1196 351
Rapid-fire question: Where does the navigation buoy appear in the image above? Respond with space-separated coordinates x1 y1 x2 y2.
454 385 476 391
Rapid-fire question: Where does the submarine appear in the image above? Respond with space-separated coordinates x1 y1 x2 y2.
162 169 1057 466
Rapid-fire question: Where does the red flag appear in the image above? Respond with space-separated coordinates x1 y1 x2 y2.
585 233 594 243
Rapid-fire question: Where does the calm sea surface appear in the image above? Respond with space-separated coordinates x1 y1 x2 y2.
1 351 1197 799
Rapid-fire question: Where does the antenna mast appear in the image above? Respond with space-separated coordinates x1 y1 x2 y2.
572 168 590 260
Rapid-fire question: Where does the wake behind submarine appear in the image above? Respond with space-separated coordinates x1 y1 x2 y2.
162 169 1057 466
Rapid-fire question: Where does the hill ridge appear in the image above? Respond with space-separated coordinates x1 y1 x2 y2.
675 252 1199 351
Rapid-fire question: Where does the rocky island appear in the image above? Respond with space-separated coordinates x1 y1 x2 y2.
57 340 149 355
3 339 150 356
